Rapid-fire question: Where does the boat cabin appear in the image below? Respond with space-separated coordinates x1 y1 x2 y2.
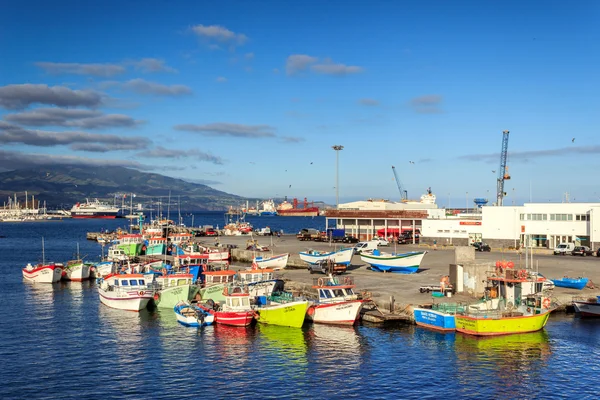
118 234 143 244
147 237 166 246
178 255 209 266
204 270 236 286
485 267 547 309
223 285 251 310
104 274 148 289
168 233 192 245
156 273 194 288
312 275 358 303
107 246 128 262
238 269 275 283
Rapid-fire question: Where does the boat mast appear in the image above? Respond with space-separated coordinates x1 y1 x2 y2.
42 237 45 265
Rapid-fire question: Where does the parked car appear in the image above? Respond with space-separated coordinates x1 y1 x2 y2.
553 242 575 255
205 228 218 237
572 246 594 256
398 233 420 244
342 235 359 244
353 241 379 255
472 242 491 252
597 248 600 257
371 237 389 246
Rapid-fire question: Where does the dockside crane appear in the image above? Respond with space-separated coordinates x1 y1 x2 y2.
496 130 511 206
392 165 408 201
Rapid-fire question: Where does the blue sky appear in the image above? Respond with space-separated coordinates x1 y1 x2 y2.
0 0 598 206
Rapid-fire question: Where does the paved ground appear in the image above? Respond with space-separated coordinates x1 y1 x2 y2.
196 234 600 310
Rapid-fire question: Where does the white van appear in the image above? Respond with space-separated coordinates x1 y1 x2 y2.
353 241 379 255
553 242 575 255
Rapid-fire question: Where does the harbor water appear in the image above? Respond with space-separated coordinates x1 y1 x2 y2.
1 216 599 399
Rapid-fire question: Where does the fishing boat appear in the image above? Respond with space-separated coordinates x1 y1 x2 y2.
22 237 64 283
253 292 309 328
551 277 589 290
360 249 427 273
144 237 167 256
413 303 463 332
63 259 91 281
454 266 554 336
299 247 353 265
97 273 155 311
174 301 214 327
252 253 289 270
238 266 284 298
153 273 196 309
572 296 600 317
202 284 254 327
306 275 363 325
198 270 237 303
116 234 144 257
22 263 64 283
182 243 230 262
105 246 129 262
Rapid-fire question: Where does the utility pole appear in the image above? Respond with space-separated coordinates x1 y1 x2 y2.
332 145 344 208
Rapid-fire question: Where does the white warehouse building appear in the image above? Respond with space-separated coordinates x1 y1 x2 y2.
422 202 600 250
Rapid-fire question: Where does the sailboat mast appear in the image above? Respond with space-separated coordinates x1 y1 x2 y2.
42 237 45 265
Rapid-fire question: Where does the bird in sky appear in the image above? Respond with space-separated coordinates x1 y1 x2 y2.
289 185 292 188
492 170 496 173
310 162 313 165
572 138 575 143
249 162 255 165
409 161 415 164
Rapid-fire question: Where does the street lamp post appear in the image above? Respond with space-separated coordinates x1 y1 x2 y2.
466 192 468 213
332 145 344 208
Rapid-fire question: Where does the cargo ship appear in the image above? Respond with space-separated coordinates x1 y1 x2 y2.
71 199 121 219
276 198 319 217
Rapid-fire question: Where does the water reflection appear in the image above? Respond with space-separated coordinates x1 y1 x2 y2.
258 323 308 364
454 330 551 394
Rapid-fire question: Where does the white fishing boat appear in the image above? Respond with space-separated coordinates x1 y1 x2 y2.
252 253 289 270
63 259 91 281
299 247 353 265
360 249 427 274
306 275 363 326
97 273 155 311
573 296 600 317
22 237 63 283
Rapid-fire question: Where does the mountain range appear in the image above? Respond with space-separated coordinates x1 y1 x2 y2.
0 165 247 211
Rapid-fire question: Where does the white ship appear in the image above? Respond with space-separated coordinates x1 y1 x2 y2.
71 198 121 219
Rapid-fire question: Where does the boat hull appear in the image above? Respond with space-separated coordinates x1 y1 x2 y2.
413 308 456 332
277 209 319 217
22 265 63 283
247 280 278 298
71 214 118 219
98 288 153 311
455 311 550 336
155 284 193 309
253 253 289 270
255 300 309 328
214 311 254 327
299 248 353 265
552 278 588 290
145 244 166 256
306 300 363 326
573 301 600 317
360 251 426 274
174 303 215 327
118 243 142 257
199 283 227 303
64 264 91 281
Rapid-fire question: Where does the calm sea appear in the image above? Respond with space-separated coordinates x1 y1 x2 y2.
0 215 599 399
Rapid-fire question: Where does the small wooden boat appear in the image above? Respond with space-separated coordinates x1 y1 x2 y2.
551 277 588 290
572 296 600 317
299 248 353 265
174 301 214 327
360 250 427 274
252 253 289 270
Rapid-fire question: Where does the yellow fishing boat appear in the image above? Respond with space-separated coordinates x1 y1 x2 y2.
253 293 309 328
455 264 554 336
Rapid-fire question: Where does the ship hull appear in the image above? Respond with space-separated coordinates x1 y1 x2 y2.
276 209 319 217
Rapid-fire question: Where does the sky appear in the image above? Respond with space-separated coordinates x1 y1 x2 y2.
0 0 599 207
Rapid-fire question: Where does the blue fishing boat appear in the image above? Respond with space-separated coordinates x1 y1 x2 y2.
551 277 589 290
413 303 463 332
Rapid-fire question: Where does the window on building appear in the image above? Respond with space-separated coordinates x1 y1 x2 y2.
550 214 573 221
576 214 590 221
520 214 525 221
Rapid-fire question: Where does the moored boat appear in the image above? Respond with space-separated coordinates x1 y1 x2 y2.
306 275 363 325
63 259 91 281
238 266 284 298
97 273 155 311
572 296 600 317
360 249 427 274
71 198 121 219
252 253 289 270
198 270 237 303
551 277 589 290
200 284 254 327
153 273 196 309
455 267 554 336
116 234 143 257
253 293 309 328
22 263 64 283
174 301 214 327
413 303 463 332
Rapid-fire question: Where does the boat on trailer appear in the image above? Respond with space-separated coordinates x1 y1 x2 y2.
299 247 353 266
360 249 427 274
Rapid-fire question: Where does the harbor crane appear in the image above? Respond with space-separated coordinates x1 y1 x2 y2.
391 165 408 201
496 130 511 206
